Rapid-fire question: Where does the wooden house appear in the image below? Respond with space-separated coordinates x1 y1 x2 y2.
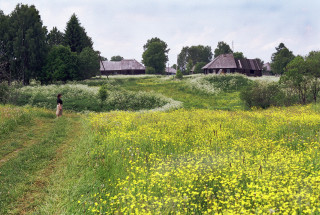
166 67 177 75
202 54 262 76
100 59 145 75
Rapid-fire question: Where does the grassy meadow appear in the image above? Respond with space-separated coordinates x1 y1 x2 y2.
1 74 320 214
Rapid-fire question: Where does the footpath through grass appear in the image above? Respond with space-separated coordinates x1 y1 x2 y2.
0 105 89 214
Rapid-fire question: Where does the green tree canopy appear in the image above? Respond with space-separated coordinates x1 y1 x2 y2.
48 27 64 47
177 45 212 70
64 13 93 53
214 41 233 58
78 47 100 80
110 55 124 61
233 52 245 60
142 38 169 74
0 10 10 82
177 46 189 70
306 51 320 102
193 62 207 74
9 4 48 85
271 43 295 75
42 45 78 83
280 56 309 104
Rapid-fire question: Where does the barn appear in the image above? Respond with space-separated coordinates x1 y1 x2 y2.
202 54 262 76
100 59 145 75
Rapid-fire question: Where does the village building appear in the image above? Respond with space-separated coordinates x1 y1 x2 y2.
202 54 262 76
262 62 273 75
100 59 145 75
165 67 177 75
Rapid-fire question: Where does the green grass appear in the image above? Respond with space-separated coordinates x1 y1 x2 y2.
0 75 288 214
119 77 245 110
33 117 100 214
0 107 77 214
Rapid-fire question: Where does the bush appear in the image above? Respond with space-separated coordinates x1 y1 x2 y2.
15 84 174 112
204 74 252 92
98 84 108 102
146 67 156 74
193 62 206 74
176 70 183 79
240 81 287 108
0 82 21 104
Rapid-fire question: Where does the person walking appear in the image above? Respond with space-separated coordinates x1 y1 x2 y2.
56 94 63 117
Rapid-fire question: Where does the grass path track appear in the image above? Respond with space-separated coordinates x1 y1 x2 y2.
0 112 82 215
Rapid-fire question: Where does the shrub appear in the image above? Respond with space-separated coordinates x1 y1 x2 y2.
146 67 156 74
176 70 183 79
98 84 108 103
193 62 206 74
204 74 252 92
240 81 286 108
0 82 21 105
15 84 177 112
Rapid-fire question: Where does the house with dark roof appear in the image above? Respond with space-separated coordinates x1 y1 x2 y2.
100 59 145 75
202 54 262 76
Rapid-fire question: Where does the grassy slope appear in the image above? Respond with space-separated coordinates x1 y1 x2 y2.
0 76 292 214
117 77 245 110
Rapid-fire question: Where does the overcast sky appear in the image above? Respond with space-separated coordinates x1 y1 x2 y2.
1 0 319 65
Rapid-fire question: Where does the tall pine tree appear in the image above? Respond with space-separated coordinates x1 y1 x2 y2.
9 4 48 85
64 14 93 53
47 27 64 47
0 10 10 83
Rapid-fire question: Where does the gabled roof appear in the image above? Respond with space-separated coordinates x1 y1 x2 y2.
236 59 262 71
202 54 237 69
165 67 177 74
202 54 262 71
100 59 145 71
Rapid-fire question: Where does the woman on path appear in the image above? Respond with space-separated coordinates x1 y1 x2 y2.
56 94 63 117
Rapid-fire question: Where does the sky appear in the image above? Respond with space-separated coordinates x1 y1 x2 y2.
1 0 319 65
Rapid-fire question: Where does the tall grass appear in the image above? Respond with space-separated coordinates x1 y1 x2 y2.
0 105 33 136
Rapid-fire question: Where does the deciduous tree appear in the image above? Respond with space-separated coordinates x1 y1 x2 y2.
271 43 295 75
233 52 245 60
110 55 124 61
280 56 309 104
42 45 78 83
214 41 233 58
142 37 169 74
178 45 212 71
78 47 100 80
306 51 320 103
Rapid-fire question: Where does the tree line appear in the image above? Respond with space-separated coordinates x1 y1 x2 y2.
0 4 100 85
142 39 265 75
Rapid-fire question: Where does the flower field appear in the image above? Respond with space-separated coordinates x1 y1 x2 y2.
83 105 320 214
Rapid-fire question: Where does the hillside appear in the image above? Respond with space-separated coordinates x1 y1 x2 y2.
1 75 320 214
